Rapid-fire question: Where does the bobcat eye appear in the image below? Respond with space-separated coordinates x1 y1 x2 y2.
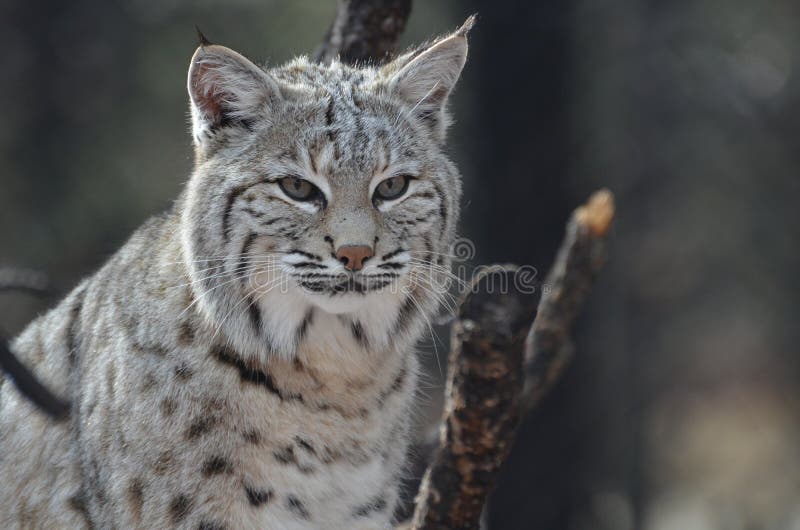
373 175 411 202
279 176 320 202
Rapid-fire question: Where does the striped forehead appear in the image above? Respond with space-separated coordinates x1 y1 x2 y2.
306 97 397 188
270 61 411 185
274 59 370 90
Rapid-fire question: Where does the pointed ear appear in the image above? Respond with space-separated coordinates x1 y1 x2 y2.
386 17 473 140
187 44 280 147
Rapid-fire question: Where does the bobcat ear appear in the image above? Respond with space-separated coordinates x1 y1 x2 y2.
387 16 473 140
187 44 280 146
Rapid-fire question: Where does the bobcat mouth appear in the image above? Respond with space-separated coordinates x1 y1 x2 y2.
295 273 399 295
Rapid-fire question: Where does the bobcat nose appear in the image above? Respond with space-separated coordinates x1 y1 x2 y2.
335 245 374 272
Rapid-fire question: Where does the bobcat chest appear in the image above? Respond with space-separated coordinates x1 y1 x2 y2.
225 347 415 529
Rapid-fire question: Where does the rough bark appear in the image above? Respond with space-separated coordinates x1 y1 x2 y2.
410 266 540 530
315 0 412 65
408 191 615 529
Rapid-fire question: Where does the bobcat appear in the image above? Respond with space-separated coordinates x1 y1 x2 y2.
0 19 471 530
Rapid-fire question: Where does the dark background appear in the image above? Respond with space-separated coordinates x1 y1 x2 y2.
2 1 799 528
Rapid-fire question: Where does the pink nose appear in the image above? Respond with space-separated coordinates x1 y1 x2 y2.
335 245 374 272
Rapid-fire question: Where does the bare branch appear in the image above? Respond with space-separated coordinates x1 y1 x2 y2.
315 0 412 65
408 191 615 529
521 189 615 413
410 265 540 530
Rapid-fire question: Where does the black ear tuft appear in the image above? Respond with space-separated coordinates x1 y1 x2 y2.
457 14 478 37
195 26 212 47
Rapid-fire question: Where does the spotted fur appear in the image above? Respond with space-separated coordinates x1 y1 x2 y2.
0 20 470 530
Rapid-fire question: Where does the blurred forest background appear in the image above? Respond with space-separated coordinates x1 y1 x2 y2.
2 0 800 529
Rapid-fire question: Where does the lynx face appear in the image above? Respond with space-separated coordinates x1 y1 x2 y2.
180 31 467 357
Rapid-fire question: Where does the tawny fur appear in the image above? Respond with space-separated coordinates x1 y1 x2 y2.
0 23 468 530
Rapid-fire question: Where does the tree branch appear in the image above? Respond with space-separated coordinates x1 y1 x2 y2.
410 266 539 530
521 189 615 413
315 0 412 65
409 191 615 529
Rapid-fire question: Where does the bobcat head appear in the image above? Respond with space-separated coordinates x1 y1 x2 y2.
180 21 471 359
